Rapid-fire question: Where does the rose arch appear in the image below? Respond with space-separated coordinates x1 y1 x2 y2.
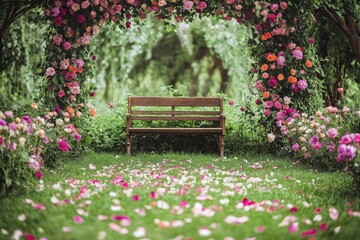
43 0 317 134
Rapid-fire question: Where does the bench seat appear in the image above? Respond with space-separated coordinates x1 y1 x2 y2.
126 96 225 157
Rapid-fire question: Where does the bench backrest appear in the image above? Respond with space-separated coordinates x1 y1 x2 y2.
128 97 223 121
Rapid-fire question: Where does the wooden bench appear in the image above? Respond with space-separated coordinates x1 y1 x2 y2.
126 96 225 157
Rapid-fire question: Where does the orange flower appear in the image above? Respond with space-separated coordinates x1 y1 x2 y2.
68 65 77 73
66 106 74 114
77 67 83 73
288 76 297 84
89 108 96 117
305 60 313 68
267 54 278 62
265 32 272 39
277 74 284 81
261 35 267 41
290 69 296 75
261 64 268 72
263 91 270 99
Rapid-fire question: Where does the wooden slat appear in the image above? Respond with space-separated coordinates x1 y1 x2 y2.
130 110 220 115
131 116 220 121
130 97 221 107
129 128 223 133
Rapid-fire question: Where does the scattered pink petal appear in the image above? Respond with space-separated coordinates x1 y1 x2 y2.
133 227 146 238
334 226 341 234
198 227 211 237
111 215 131 227
150 191 156 198
288 222 299 233
133 195 139 201
313 214 322 222
348 210 360 217
88 164 96 170
256 226 266 233
110 205 122 211
32 203 46 211
108 223 128 234
300 228 317 237
134 208 146 216
290 207 298 212
73 215 83 223
224 215 249 224
24 233 35 240
242 198 255 206
171 220 185 228
62 227 72 233
180 200 189 208
314 207 322 213
97 215 108 221
320 223 327 231
329 207 339 221
303 219 312 225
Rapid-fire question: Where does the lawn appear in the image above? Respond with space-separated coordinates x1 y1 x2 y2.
0 153 359 240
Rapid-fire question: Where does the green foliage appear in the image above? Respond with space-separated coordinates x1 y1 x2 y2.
0 8 48 112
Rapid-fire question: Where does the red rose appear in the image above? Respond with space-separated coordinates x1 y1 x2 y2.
77 14 86 24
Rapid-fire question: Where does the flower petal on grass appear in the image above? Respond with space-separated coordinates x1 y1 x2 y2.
18 214 26 222
133 227 146 238
62 227 72 233
97 215 108 221
109 223 128 234
320 223 327 231
88 164 96 170
300 228 317 237
334 226 341 234
97 231 107 240
198 227 211 237
224 215 249 224
288 222 299 233
329 207 339 220
256 226 266 233
73 215 83 223
110 205 122 211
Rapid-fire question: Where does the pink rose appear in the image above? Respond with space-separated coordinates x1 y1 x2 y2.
57 90 66 98
45 67 56 76
292 143 300 152
70 86 80 95
183 1 194 11
44 9 51 16
158 0 167 7
292 49 303 60
71 3 80 12
63 42 71 51
277 56 285 67
77 15 86 24
271 4 279 12
54 16 63 26
297 80 308 91
81 1 90 9
92 25 99 35
274 101 282 109
264 109 271 116
280 1 287 10
36 171 42 180
60 58 70 69
264 101 273 109
198 1 207 9
59 138 70 152
268 13 276 23
73 59 84 68
52 34 62 45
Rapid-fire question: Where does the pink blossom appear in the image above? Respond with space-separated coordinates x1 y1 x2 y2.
80 35 91 45
288 223 299 233
77 15 86 24
109 102 114 109
0 136 3 145
264 101 273 109
71 3 80 11
73 59 84 68
354 133 360 143
337 144 357 162
277 56 285 67
54 16 62 26
81 0 90 9
297 80 308 90
72 133 81 141
51 7 60 17
92 25 99 35
133 195 139 201
60 58 70 69
44 9 51 16
63 42 71 51
198 1 207 9
52 34 62 45
57 90 66 98
292 49 303 60
271 4 279 12
300 228 317 237
326 128 338 139
45 67 56 76
280 1 287 10
73 215 83 223
264 109 270 116
228 100 235 106
292 143 300 152
183 1 194 10
274 101 282 109
339 134 353 144
70 86 80 95
268 13 276 23
36 171 42 180
59 138 70 152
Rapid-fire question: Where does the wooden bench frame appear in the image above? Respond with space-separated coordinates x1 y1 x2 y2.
126 96 225 157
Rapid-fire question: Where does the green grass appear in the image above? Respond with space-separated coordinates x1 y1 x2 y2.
0 153 359 240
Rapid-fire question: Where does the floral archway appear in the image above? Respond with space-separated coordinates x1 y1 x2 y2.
43 0 316 124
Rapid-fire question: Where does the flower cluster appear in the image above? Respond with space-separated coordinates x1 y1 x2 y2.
0 107 82 192
337 133 360 162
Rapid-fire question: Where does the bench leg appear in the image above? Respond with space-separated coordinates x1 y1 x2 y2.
218 135 224 158
126 135 131 155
